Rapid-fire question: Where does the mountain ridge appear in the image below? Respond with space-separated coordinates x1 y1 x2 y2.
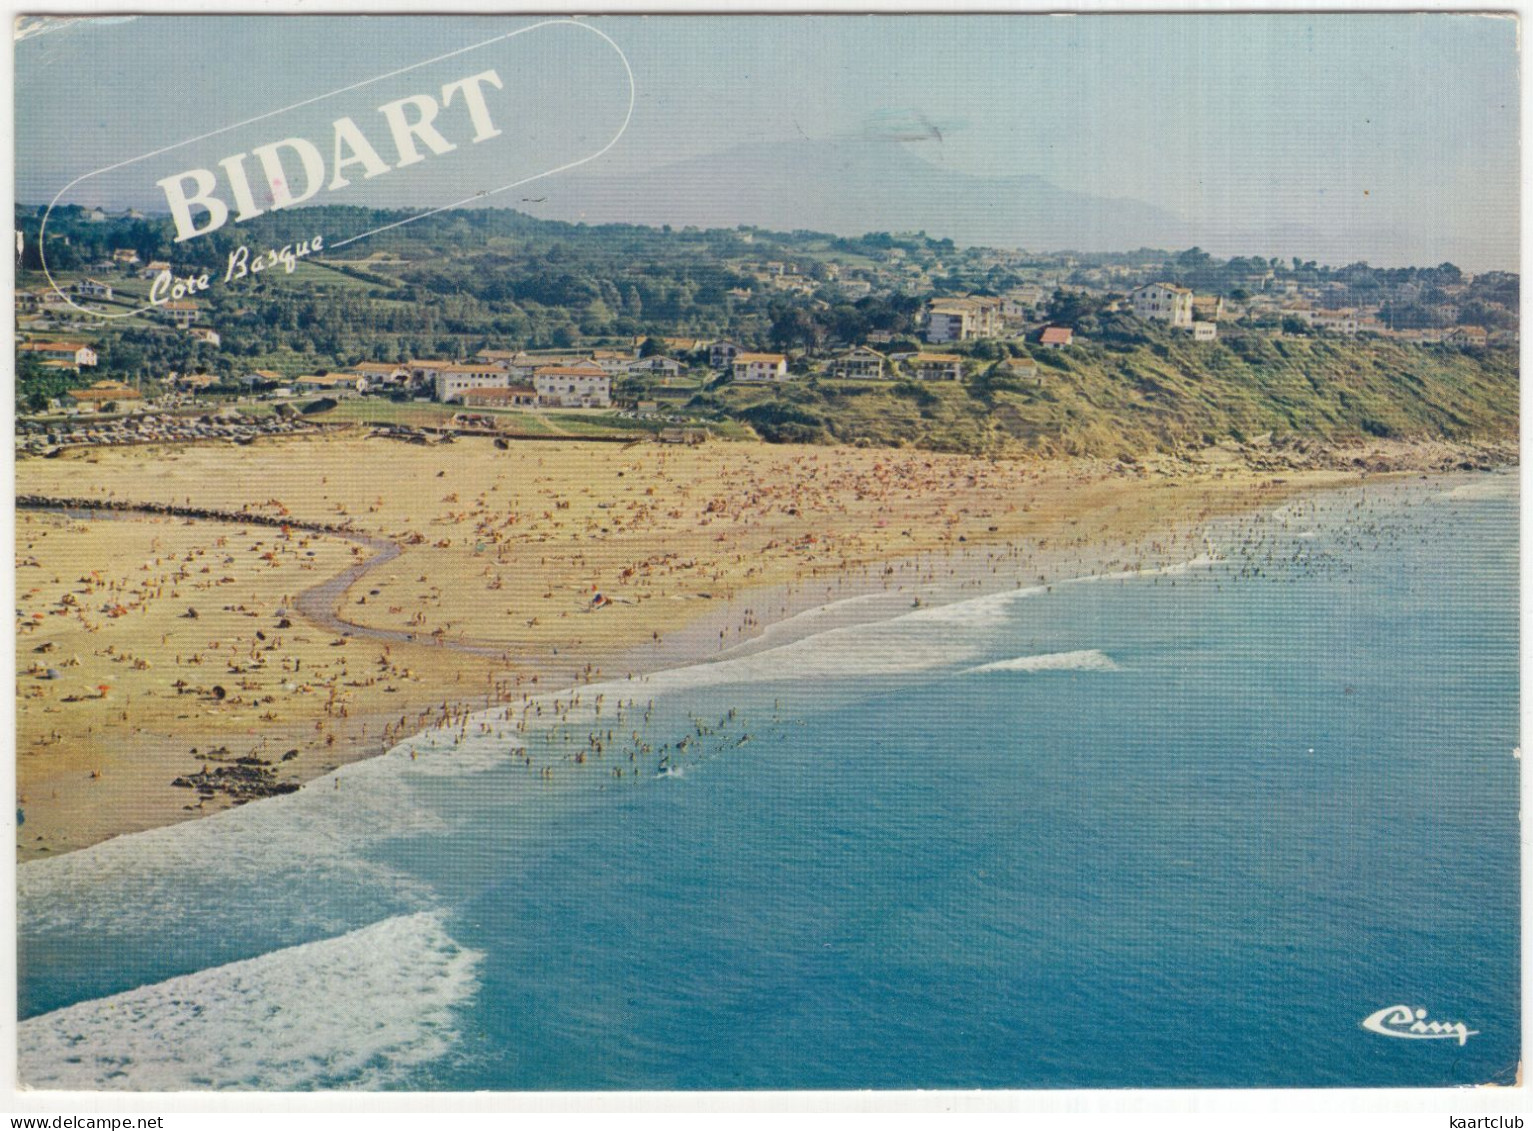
524 136 1194 254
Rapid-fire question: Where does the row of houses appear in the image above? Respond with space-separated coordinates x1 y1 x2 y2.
79 249 173 275
393 347 788 397
252 347 1031 403
474 349 685 379
18 276 205 330
338 340 1060 396
1083 283 1501 344
1273 305 1495 345
49 253 176 279
1387 324 1493 347
63 379 141 408
39 355 1023 416
722 347 1052 383
921 285 1217 344
734 347 1066 382
18 331 215 372
305 356 617 407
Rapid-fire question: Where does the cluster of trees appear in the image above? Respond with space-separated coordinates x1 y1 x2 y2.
766 294 923 351
16 205 950 385
15 351 78 413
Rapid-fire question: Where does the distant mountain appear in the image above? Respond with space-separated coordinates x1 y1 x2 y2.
525 136 1192 255
521 135 1189 254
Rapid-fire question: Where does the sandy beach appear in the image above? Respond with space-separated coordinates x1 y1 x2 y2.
14 429 1505 860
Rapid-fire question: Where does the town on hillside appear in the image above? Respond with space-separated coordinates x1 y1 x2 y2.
13 206 1519 453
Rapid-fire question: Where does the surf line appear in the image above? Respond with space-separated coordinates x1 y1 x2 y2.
16 494 513 659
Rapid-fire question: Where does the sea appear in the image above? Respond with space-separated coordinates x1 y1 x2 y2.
16 472 1520 1091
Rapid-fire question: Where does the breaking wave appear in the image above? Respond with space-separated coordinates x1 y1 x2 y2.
18 912 482 1091
965 649 1120 675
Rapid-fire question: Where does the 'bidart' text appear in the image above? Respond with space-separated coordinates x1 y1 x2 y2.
155 70 504 243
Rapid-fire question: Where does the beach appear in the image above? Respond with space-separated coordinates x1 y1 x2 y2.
15 463 1519 1089
13 430 1507 860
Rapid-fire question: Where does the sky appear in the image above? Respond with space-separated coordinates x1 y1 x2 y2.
13 13 1521 270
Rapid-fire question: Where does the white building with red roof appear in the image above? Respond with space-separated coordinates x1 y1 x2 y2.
1130 283 1195 327
19 341 97 367
533 364 612 407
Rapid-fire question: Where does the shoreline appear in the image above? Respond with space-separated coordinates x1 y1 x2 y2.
14 434 1516 862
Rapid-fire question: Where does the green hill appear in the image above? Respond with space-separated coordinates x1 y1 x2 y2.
688 334 1518 458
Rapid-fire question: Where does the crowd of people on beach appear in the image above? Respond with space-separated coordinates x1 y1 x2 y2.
19 426 1431 857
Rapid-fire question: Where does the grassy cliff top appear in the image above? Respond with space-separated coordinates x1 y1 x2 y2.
690 334 1518 458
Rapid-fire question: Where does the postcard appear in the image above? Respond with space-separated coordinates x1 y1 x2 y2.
9 10 1521 1103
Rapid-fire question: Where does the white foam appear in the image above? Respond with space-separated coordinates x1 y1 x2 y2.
900 556 1219 629
965 649 1120 674
621 623 982 694
521 556 1220 718
710 590 897 658
18 912 481 1091
1061 554 1222 585
1143 554 1222 577
1437 474 1519 502
19 727 527 938
518 601 1008 715
898 583 1052 627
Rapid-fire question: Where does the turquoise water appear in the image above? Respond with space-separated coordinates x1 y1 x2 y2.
17 474 1520 1090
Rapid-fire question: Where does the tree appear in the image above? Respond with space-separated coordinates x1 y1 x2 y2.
770 306 822 351
1046 289 1110 326
1458 300 1515 331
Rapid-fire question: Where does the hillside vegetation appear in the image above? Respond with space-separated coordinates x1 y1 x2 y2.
690 334 1518 458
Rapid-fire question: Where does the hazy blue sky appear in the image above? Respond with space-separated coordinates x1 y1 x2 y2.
14 13 1520 269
